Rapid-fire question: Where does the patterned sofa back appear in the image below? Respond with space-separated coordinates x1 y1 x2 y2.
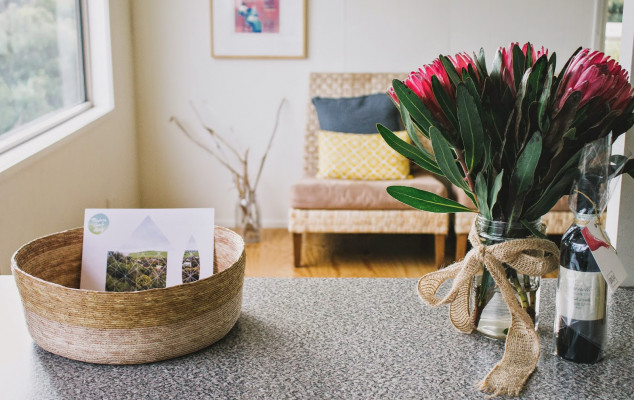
303 72 406 176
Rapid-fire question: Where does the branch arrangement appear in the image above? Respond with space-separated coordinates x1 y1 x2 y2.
170 98 286 201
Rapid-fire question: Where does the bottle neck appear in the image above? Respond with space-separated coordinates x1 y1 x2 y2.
573 213 596 226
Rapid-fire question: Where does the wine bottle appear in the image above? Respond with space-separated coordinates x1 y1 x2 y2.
554 136 612 363
554 214 607 363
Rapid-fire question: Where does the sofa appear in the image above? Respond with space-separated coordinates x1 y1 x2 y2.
288 72 451 268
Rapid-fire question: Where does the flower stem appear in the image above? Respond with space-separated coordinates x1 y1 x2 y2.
455 149 475 193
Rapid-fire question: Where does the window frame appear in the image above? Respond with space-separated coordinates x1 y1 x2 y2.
0 0 113 172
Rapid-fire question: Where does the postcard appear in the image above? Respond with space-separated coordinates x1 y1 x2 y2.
80 208 215 292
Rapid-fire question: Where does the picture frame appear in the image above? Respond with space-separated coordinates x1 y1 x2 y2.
211 0 307 59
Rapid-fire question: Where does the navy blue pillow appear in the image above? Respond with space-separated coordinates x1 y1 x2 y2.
312 93 401 134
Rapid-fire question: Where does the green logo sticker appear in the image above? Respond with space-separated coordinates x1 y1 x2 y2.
88 213 109 235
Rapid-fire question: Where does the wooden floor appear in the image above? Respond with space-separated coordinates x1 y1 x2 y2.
244 228 452 278
243 228 560 278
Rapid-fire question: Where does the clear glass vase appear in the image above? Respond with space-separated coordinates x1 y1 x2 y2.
471 215 544 340
235 189 261 244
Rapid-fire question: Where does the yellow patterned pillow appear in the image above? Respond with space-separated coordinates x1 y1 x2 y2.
317 130 411 180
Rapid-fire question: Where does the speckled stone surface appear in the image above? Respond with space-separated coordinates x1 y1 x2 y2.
1 277 633 399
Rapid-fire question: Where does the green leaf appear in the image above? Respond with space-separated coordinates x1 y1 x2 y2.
508 132 542 221
524 43 533 67
525 56 546 105
430 126 470 192
544 91 581 151
513 68 531 149
524 149 582 220
551 47 581 96
474 47 488 78
475 172 490 219
387 186 475 213
537 64 554 132
431 75 459 130
611 97 634 136
456 84 484 171
377 124 442 175
399 104 432 158
481 78 504 146
521 220 548 240
392 80 449 142
563 127 576 140
489 170 504 213
463 76 483 115
512 44 526 93
524 170 576 221
466 64 479 86
547 52 557 74
439 55 462 87
512 132 542 194
490 50 503 88
482 138 492 171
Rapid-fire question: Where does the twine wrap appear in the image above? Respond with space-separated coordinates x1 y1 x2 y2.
417 222 559 397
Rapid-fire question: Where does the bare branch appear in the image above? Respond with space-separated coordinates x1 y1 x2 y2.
170 116 242 177
253 98 286 191
190 101 245 164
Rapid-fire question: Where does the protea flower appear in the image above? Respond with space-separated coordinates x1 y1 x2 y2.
554 49 634 113
381 44 634 226
498 42 548 96
388 53 479 130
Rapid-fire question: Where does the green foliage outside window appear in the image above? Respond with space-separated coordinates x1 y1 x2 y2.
0 0 84 136
608 0 624 22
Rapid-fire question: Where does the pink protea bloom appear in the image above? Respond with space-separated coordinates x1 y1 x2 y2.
498 42 548 96
554 49 634 113
388 53 479 129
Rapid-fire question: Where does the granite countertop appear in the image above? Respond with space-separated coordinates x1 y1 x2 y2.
1 277 633 399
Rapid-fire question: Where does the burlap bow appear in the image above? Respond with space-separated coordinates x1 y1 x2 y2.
418 223 559 397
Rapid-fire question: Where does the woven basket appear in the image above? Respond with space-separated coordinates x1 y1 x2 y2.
11 226 245 365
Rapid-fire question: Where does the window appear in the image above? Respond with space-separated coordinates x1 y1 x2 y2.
605 0 624 60
0 0 88 153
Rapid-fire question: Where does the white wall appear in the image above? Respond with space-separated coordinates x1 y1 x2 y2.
131 0 598 227
0 0 140 275
607 0 634 287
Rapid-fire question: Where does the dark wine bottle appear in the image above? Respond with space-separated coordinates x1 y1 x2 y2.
554 215 607 363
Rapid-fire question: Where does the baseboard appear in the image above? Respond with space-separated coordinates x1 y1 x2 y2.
215 218 288 229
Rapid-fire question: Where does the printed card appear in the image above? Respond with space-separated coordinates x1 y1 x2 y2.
81 208 214 292
581 219 628 290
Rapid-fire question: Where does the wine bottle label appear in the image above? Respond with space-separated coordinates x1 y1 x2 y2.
557 267 606 321
581 220 628 290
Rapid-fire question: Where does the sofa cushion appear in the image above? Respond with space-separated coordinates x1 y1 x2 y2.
312 93 401 134
290 171 448 210
316 130 410 180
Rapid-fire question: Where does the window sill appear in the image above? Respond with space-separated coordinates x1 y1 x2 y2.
0 104 114 176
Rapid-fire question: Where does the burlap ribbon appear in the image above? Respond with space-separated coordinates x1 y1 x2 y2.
418 223 559 397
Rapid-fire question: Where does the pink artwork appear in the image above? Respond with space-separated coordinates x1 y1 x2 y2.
235 0 280 33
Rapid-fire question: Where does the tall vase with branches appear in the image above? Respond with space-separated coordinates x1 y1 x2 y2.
171 99 286 243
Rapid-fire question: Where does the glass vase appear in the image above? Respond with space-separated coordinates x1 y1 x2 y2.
471 215 544 340
235 189 261 244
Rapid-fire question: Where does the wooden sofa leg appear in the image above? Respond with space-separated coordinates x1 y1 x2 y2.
292 233 302 267
434 234 446 269
455 234 468 262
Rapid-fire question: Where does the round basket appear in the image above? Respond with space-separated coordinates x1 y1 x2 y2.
11 226 245 365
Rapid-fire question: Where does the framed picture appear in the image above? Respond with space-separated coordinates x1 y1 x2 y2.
211 0 307 59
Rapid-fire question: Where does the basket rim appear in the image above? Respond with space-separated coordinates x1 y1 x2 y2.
11 225 245 296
